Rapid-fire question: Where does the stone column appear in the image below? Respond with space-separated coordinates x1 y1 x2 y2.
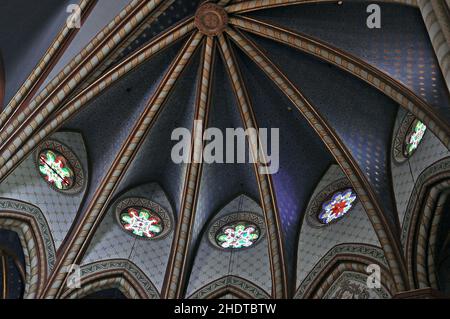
418 0 450 92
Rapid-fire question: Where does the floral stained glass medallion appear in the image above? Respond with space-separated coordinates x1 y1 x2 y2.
119 207 164 239
38 150 75 190
404 120 427 157
215 222 260 249
318 189 357 225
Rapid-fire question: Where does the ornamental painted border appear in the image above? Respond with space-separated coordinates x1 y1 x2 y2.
0 198 56 271
305 178 356 228
392 112 427 164
188 275 270 299
401 157 450 245
0 198 57 298
114 197 173 240
323 272 390 299
208 211 266 250
63 259 160 299
295 244 388 298
399 157 450 287
34 139 85 195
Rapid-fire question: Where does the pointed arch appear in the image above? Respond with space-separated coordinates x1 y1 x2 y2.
295 164 383 292
185 194 272 298
60 259 160 299
226 26 408 292
402 157 450 289
295 244 395 299
79 182 176 296
188 275 270 299
0 131 89 251
228 16 450 148
0 198 55 299
0 0 97 128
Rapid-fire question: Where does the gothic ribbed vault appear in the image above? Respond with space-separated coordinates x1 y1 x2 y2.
0 0 449 299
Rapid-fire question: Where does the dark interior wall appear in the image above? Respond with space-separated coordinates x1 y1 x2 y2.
83 288 127 299
437 198 450 295
0 230 25 299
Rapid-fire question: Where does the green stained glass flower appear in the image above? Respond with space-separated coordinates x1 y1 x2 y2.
38 149 74 190
119 207 164 239
404 120 427 157
215 222 260 249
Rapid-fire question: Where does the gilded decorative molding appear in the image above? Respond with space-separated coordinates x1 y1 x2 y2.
229 16 450 148
401 157 450 288
0 0 169 168
163 36 215 299
114 197 174 240
402 157 450 245
418 0 450 92
226 27 407 292
392 112 423 164
41 32 203 299
207 211 267 249
218 33 288 298
34 139 86 195
0 52 5 109
0 18 196 184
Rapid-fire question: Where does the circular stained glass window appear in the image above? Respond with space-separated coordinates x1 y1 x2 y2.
215 222 260 249
403 120 427 157
38 150 75 190
318 189 357 225
119 207 164 239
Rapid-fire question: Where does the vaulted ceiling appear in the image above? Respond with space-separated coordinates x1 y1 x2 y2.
0 0 449 299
